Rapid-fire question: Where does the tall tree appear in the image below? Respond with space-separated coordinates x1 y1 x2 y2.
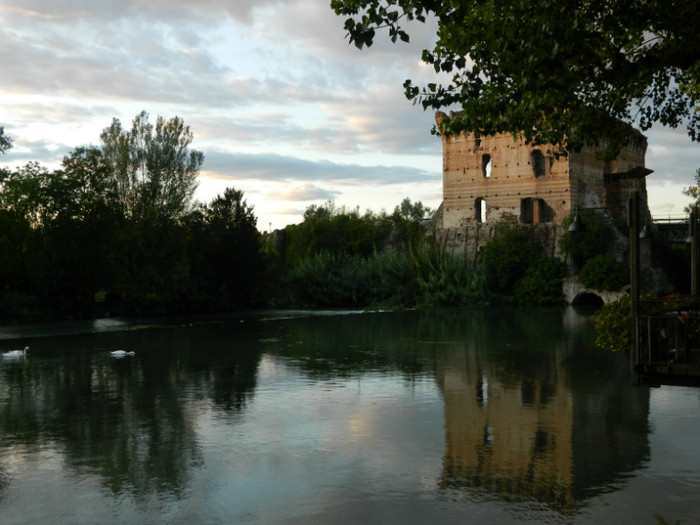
393 197 431 221
0 162 51 227
99 111 203 220
192 188 262 308
332 0 700 156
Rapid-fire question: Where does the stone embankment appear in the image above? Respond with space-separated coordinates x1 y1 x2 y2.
562 277 628 305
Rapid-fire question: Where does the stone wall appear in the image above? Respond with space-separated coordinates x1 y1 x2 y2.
436 111 651 232
438 117 573 230
432 218 566 263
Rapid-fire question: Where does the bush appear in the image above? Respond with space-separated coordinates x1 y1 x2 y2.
559 210 619 263
593 292 656 351
415 250 488 308
285 251 415 307
284 244 491 309
480 225 539 296
578 254 629 291
514 257 567 305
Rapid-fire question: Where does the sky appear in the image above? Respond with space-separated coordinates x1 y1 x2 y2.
1 0 698 231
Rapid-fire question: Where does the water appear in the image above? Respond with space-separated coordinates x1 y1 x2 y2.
0 308 698 524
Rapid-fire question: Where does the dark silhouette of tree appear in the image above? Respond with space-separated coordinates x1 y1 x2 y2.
333 0 700 157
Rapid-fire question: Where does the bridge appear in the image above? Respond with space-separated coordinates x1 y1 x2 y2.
649 215 689 243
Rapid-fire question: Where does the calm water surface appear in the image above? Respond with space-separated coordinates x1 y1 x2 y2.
0 308 698 524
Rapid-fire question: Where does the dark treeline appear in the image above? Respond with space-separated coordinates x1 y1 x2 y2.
1 112 263 321
1 112 576 323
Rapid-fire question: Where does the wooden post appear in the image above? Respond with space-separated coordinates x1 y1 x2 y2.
629 192 640 376
691 207 699 299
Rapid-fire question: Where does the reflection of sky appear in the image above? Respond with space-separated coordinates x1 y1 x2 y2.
3 321 700 524
578 386 700 524
647 387 700 481
188 354 446 522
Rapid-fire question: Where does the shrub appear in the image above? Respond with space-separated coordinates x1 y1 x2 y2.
514 257 567 305
285 250 415 308
415 250 488 308
480 225 539 296
578 254 629 291
559 210 619 263
593 292 656 351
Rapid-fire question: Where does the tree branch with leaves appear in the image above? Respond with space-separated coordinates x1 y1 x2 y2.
332 0 700 157
0 126 12 154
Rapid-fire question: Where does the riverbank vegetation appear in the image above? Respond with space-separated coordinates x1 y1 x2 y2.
1 112 572 322
278 204 566 309
3 112 684 325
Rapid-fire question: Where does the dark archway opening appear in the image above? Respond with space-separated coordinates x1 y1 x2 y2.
571 292 604 308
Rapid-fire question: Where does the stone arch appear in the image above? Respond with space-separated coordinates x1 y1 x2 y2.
571 292 605 307
482 154 492 178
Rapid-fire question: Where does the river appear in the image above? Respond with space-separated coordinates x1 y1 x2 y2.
0 308 698 524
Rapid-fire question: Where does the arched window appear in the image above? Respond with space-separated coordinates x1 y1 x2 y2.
482 154 492 178
531 149 545 177
475 197 487 223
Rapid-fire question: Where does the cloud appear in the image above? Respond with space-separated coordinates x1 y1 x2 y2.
0 1 286 25
201 150 440 184
1 18 235 104
270 183 339 202
258 0 439 64
2 0 694 227
645 126 698 186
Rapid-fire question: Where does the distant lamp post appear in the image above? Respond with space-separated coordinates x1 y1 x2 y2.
688 207 699 298
568 211 586 233
639 221 653 239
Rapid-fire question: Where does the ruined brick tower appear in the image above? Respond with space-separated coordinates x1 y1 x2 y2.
434 111 652 256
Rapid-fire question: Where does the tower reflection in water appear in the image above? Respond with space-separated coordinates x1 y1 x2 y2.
433 307 649 510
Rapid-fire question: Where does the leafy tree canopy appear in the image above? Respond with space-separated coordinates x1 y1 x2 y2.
204 187 258 231
392 197 432 221
99 111 203 220
682 167 700 211
332 0 700 157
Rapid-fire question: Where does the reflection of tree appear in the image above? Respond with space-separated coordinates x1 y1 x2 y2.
0 323 261 498
0 309 651 514
431 307 649 512
257 308 649 510
264 312 439 380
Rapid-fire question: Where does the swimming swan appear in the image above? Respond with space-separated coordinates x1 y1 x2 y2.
2 346 29 359
110 350 135 358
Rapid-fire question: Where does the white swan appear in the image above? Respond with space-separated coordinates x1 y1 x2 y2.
2 346 29 359
110 350 135 358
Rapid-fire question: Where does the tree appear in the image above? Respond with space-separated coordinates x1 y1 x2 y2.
206 187 258 232
99 111 203 220
0 127 11 154
0 162 51 227
192 188 263 308
392 197 432 221
332 0 700 157
683 167 700 212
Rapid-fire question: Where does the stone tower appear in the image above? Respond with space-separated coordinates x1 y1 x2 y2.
434 111 652 257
